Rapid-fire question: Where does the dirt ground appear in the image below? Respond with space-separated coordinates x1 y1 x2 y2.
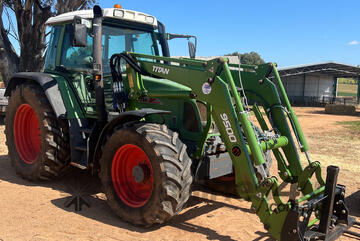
0 107 359 241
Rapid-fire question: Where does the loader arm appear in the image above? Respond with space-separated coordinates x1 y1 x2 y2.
117 52 357 240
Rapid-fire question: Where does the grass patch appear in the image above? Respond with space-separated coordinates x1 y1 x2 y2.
337 121 360 131
337 92 357 97
337 83 357 97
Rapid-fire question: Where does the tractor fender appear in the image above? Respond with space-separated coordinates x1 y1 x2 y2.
5 72 66 118
92 108 170 166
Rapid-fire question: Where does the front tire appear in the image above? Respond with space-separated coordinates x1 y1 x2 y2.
99 123 193 226
5 83 70 181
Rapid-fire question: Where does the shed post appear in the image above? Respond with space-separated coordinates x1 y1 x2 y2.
333 77 338 98
303 74 306 103
357 77 360 104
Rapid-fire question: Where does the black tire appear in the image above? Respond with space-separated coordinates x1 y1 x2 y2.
99 123 193 226
5 83 70 181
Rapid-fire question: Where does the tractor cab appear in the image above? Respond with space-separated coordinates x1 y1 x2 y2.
43 5 205 165
44 7 167 111
44 6 200 139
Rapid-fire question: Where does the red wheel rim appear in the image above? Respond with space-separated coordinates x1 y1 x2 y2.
13 104 41 164
111 144 154 208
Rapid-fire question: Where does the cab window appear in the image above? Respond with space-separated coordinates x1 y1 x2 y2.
44 25 62 71
60 24 93 70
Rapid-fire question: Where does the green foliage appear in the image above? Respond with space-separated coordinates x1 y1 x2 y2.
225 51 265 65
338 78 357 84
226 51 241 56
0 75 2 83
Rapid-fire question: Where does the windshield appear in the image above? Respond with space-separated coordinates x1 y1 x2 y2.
59 24 159 74
102 25 158 74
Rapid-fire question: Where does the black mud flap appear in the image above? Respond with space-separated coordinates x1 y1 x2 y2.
281 166 360 241
5 72 66 117
91 108 171 168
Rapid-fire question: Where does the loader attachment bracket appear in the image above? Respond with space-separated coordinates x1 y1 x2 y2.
281 165 359 241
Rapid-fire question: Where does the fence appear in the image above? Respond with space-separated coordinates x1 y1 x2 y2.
287 96 359 107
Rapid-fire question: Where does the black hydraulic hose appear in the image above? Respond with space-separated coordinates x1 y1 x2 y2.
110 52 161 82
109 52 161 111
110 53 143 83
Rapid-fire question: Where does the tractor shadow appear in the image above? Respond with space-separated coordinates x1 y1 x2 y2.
0 154 100 194
0 154 270 240
50 182 256 241
308 109 360 117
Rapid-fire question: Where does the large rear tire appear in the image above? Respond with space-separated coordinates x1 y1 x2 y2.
99 123 193 226
5 83 70 181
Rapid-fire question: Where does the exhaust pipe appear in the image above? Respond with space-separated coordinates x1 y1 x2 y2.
92 5 107 123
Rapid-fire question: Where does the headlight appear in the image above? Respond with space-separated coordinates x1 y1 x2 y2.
146 16 154 24
114 9 124 18
125 11 135 19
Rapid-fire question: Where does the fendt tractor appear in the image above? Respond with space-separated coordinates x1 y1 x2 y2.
4 5 360 240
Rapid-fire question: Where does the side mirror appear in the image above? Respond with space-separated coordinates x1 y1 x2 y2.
188 41 196 59
167 33 197 59
71 16 88 47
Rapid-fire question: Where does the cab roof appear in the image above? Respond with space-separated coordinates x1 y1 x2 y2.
46 8 158 27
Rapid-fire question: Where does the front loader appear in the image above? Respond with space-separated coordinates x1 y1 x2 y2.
4 5 359 240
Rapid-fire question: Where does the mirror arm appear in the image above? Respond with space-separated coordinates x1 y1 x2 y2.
167 33 197 49
167 33 197 58
167 33 196 41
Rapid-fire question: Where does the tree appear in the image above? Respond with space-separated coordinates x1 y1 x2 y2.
225 51 265 65
0 1 19 85
0 0 95 85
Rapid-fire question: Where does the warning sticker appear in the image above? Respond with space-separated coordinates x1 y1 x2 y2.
202 82 212 95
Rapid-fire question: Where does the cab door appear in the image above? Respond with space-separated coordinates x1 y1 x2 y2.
59 24 96 115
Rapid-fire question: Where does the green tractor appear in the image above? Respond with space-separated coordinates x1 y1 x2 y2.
4 5 359 240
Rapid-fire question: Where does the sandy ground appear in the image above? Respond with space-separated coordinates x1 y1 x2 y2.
0 107 359 241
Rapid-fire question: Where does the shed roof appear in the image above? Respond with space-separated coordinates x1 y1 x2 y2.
277 62 360 78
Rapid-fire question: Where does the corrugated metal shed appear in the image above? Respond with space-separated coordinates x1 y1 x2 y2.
276 62 360 105
278 62 360 78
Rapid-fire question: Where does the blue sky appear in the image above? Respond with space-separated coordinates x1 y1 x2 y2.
4 0 360 67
